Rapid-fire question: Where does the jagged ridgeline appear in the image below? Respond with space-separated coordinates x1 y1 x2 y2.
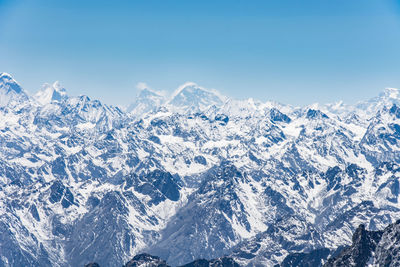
1 72 400 266
84 219 400 267
84 253 240 267
279 220 400 267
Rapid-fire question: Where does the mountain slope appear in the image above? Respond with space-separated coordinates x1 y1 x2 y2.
127 87 166 117
1 73 400 266
0 72 29 108
34 81 68 105
167 82 225 112
325 220 400 267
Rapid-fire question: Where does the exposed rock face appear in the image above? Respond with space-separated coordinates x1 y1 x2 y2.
178 257 240 267
124 253 170 267
84 254 239 267
374 220 400 267
148 164 254 266
324 224 382 266
3 73 400 266
279 248 331 267
324 220 400 267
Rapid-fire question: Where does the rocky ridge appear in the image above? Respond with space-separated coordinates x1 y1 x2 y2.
1 73 400 266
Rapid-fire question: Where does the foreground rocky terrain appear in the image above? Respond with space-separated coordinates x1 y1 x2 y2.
86 219 400 266
324 219 400 267
278 219 400 267
84 253 239 267
80 219 400 266
1 72 400 266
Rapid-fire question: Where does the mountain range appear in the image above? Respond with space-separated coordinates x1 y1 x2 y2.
1 72 400 266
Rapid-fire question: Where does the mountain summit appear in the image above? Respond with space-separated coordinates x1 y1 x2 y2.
380 87 400 100
355 87 400 117
34 81 68 105
127 86 166 117
167 82 226 112
2 74 400 266
0 72 28 107
126 82 227 116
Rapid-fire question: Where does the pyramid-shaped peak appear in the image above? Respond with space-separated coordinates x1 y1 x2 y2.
306 108 329 119
0 72 24 95
137 87 165 99
0 72 13 79
127 84 166 115
0 72 29 107
168 82 226 111
171 82 215 98
34 81 68 105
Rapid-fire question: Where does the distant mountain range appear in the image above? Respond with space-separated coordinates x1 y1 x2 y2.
1 72 400 266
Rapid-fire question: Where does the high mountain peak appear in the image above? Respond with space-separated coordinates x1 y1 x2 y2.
0 72 13 79
0 72 24 94
170 82 199 97
127 85 166 115
306 108 329 119
3 72 400 267
354 88 400 118
136 87 166 102
380 87 399 100
0 72 28 107
34 81 68 105
167 82 226 112
138 87 160 97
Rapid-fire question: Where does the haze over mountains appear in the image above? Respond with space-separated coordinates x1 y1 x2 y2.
1 72 400 266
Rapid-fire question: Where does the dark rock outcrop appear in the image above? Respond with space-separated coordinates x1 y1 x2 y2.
124 253 170 267
179 256 240 267
323 220 400 267
324 224 383 267
280 248 330 267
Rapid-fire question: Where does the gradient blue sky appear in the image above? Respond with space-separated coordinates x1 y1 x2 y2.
1 0 400 107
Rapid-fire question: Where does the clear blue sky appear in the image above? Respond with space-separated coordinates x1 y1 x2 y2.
1 0 400 106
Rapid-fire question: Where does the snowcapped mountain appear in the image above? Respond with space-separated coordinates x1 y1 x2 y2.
34 81 68 105
0 72 29 107
324 219 400 267
1 72 400 266
85 253 240 267
356 87 400 117
127 86 166 117
166 82 226 112
127 82 225 117
123 254 170 267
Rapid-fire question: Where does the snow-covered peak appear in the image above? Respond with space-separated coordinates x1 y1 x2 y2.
34 81 68 105
0 72 28 107
167 82 226 112
138 88 160 98
323 100 354 117
301 101 348 120
217 98 264 118
355 88 400 119
135 88 165 103
380 87 400 100
135 82 166 99
127 84 166 117
0 72 24 94
305 108 329 119
170 82 198 98
301 88 400 122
